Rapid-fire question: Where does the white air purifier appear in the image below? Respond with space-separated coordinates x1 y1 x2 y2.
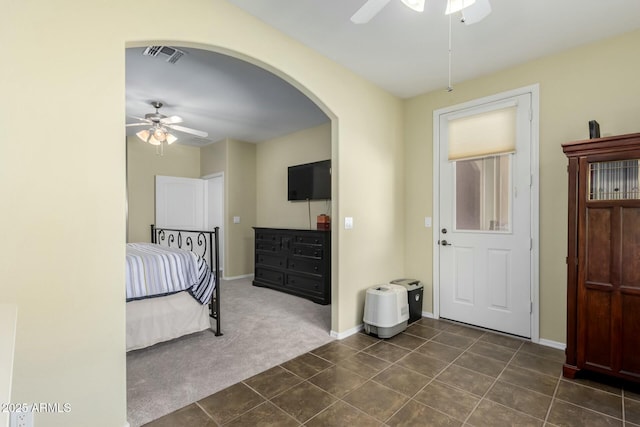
363 284 409 338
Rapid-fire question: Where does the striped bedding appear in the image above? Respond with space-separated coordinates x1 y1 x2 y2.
125 243 215 304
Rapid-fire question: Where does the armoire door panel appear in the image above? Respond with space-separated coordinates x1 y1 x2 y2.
581 289 612 370
621 207 640 288
586 208 612 284
621 294 640 376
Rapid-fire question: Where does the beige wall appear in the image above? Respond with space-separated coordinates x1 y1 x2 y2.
127 136 202 243
226 139 257 277
202 138 258 278
200 140 227 177
404 29 640 344
1 1 404 426
256 122 332 228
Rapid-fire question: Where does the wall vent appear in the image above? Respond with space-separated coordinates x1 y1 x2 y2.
142 46 185 64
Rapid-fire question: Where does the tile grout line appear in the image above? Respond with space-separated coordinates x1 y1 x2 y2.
543 370 563 425
384 321 529 424
461 339 539 425
547 377 630 424
199 322 559 427
194 400 217 424
382 324 488 424
375 328 444 424
622 388 626 426
348 323 448 424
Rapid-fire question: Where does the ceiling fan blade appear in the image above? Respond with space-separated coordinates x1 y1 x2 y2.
161 115 183 125
462 0 491 24
350 0 391 24
129 116 151 122
126 123 149 127
167 124 208 138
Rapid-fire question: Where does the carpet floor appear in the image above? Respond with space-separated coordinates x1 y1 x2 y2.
126 277 334 427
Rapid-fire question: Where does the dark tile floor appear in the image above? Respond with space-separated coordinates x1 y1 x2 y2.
144 318 640 426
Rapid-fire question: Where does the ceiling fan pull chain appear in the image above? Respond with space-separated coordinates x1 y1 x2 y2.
447 13 453 92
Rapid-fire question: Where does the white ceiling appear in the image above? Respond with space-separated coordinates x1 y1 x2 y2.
126 0 640 145
125 47 329 146
228 0 640 98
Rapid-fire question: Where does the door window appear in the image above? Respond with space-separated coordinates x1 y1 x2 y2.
455 154 511 232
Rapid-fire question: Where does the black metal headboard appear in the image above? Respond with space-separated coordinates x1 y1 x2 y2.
150 224 222 336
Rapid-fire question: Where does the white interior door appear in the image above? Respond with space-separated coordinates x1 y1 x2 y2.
438 94 532 337
155 175 205 230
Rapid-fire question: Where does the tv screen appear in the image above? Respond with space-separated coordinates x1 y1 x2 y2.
288 160 331 201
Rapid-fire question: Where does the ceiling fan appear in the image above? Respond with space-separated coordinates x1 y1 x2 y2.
350 0 491 25
126 101 208 146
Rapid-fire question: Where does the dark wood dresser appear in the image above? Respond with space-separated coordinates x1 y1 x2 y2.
562 132 640 382
252 227 331 305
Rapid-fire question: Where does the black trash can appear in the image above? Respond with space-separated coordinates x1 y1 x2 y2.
390 279 423 324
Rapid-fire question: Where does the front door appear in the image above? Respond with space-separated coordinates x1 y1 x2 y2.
438 93 532 337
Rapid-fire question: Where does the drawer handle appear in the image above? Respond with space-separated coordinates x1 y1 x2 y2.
291 263 295 268
314 266 318 271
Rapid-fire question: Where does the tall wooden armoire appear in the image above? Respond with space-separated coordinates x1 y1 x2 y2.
562 132 640 382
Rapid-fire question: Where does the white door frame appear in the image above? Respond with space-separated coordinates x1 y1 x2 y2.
432 84 540 343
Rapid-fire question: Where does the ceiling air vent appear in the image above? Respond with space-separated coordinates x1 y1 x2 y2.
142 45 185 64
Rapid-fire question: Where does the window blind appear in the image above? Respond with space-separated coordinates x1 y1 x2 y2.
448 106 517 161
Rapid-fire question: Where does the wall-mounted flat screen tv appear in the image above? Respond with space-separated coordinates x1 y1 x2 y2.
288 159 331 201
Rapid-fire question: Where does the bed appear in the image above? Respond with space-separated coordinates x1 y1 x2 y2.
125 225 222 351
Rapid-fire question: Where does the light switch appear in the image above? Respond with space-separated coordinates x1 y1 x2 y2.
233 216 240 224
344 217 353 229
424 216 432 228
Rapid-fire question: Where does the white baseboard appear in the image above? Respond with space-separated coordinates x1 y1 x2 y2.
421 311 435 319
537 338 566 350
330 324 364 340
223 274 253 281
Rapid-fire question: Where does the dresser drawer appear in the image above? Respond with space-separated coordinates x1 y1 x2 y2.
293 234 324 245
256 241 281 253
255 231 281 242
286 273 323 296
287 257 323 275
256 253 285 268
291 245 323 259
255 267 284 286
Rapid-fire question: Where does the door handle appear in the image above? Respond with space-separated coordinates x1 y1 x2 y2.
441 240 452 246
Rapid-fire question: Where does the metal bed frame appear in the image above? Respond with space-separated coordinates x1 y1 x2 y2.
150 224 222 336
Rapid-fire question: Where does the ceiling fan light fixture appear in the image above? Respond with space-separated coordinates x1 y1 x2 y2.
153 127 167 142
445 0 476 15
401 0 425 12
136 127 175 146
136 129 151 143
